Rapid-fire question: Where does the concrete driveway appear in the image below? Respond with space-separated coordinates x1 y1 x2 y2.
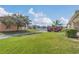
0 33 28 39
0 32 41 39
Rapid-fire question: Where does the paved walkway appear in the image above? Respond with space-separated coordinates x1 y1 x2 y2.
0 33 31 39
0 32 41 39
0 35 11 39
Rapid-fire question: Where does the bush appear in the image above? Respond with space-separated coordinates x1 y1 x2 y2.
66 29 78 38
53 26 63 32
47 26 52 32
47 26 63 32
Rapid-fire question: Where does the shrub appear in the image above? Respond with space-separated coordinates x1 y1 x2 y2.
47 26 63 32
53 26 63 32
47 26 52 32
66 29 78 38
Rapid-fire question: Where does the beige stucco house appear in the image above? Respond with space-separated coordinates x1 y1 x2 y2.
67 10 79 30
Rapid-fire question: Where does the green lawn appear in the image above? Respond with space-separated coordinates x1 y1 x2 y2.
0 32 79 54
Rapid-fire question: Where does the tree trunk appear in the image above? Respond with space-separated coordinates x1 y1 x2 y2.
17 26 19 31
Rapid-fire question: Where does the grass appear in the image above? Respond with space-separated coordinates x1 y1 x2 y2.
0 32 79 54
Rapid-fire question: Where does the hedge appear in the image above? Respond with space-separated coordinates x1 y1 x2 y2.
66 29 78 38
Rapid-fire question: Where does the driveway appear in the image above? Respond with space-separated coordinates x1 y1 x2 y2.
0 32 41 39
0 32 31 39
0 33 26 39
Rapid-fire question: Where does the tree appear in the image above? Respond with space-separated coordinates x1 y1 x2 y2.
52 20 63 26
0 15 16 29
0 14 31 31
12 14 30 30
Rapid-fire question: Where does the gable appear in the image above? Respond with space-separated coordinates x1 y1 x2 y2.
73 14 79 23
68 11 79 25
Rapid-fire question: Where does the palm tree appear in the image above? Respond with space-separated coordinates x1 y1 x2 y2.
52 20 63 26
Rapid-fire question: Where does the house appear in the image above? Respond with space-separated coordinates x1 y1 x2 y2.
0 22 17 32
0 13 27 32
67 10 79 30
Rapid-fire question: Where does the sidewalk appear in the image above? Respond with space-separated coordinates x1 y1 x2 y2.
0 32 41 39
0 33 29 39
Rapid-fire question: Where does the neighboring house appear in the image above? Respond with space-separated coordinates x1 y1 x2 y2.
0 13 27 32
67 10 79 30
0 22 17 32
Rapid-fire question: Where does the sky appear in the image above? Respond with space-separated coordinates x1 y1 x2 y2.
0 5 79 26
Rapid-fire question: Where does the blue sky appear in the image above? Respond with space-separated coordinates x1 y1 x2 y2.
0 5 79 26
0 5 79 19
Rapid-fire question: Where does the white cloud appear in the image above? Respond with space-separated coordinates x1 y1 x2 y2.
28 8 46 18
28 8 35 16
33 17 52 26
28 8 69 27
0 7 13 17
28 8 52 26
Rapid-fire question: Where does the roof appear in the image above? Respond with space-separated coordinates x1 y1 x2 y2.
68 10 79 25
